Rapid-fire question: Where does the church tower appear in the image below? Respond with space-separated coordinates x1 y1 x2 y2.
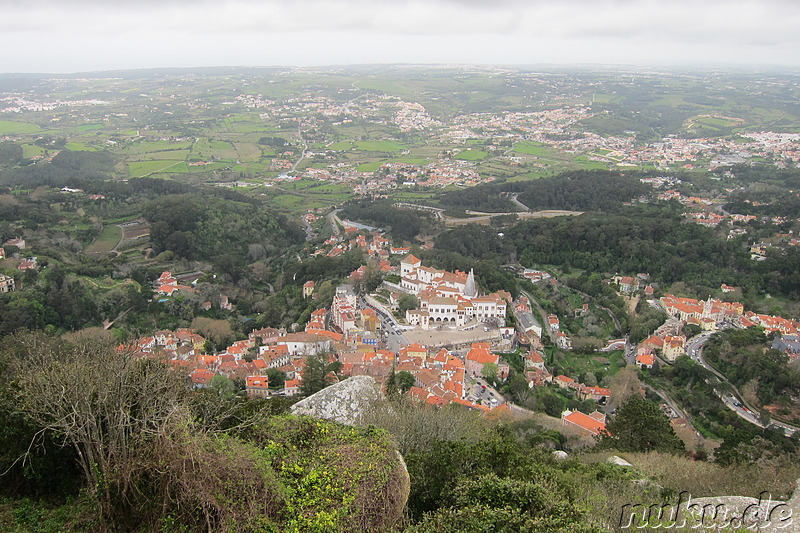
464 268 478 298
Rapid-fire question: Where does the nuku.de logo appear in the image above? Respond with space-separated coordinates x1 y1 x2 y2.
619 491 793 530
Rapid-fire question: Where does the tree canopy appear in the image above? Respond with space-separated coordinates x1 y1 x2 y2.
600 395 686 454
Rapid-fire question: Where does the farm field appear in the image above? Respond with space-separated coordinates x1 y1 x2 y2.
128 160 189 177
0 120 40 134
454 149 488 161
354 140 406 152
84 225 122 256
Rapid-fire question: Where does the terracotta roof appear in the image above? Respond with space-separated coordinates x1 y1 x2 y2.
636 353 655 366
246 376 269 389
190 368 215 385
562 410 607 436
526 350 544 363
466 345 498 365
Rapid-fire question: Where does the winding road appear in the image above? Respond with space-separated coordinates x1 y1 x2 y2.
687 332 798 436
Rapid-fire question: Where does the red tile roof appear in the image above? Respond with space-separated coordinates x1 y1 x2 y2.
562 410 607 436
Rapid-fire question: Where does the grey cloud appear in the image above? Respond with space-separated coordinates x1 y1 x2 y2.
1 0 799 71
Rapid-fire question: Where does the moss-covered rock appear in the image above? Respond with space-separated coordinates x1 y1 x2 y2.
248 415 410 532
290 375 383 425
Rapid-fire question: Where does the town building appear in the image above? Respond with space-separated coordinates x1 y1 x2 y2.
0 274 14 293
401 256 507 329
561 410 607 437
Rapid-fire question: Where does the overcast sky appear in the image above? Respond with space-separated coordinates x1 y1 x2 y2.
1 0 798 73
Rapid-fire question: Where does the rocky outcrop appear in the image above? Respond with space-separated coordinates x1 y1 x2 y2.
621 479 800 532
290 375 383 425
684 480 800 532
607 455 633 467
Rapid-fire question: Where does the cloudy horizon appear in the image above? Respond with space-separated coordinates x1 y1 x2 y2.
1 0 798 74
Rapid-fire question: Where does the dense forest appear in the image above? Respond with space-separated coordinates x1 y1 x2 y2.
0 150 117 188
339 200 439 243
437 171 650 213
514 171 650 212
434 204 800 300
703 328 800 412
144 193 305 277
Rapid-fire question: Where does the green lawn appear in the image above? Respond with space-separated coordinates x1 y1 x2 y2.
393 157 428 165
233 162 270 174
270 194 307 210
551 349 626 380
693 116 739 128
190 138 239 160
0 120 40 134
573 155 609 170
78 276 142 292
233 142 263 162
592 94 615 104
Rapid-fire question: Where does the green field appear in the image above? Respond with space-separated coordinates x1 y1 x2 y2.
0 120 40 134
216 114 276 133
76 124 105 132
513 141 557 157
356 161 383 172
128 140 193 154
454 149 488 161
65 142 98 152
190 138 239 160
128 160 189 177
393 157 428 165
78 275 141 292
572 155 609 170
270 194 313 210
354 140 406 152
328 141 354 150
84 225 122 255
129 149 190 161
693 116 739 128
21 144 46 158
233 142 263 162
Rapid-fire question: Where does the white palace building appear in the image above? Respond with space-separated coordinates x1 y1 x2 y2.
400 255 508 329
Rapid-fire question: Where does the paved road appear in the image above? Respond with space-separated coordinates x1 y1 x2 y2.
643 382 687 419
509 193 531 212
326 209 342 236
687 332 798 436
360 295 408 352
289 123 309 174
520 289 558 346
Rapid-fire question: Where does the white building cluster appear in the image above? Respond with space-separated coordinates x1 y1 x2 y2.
401 255 508 329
